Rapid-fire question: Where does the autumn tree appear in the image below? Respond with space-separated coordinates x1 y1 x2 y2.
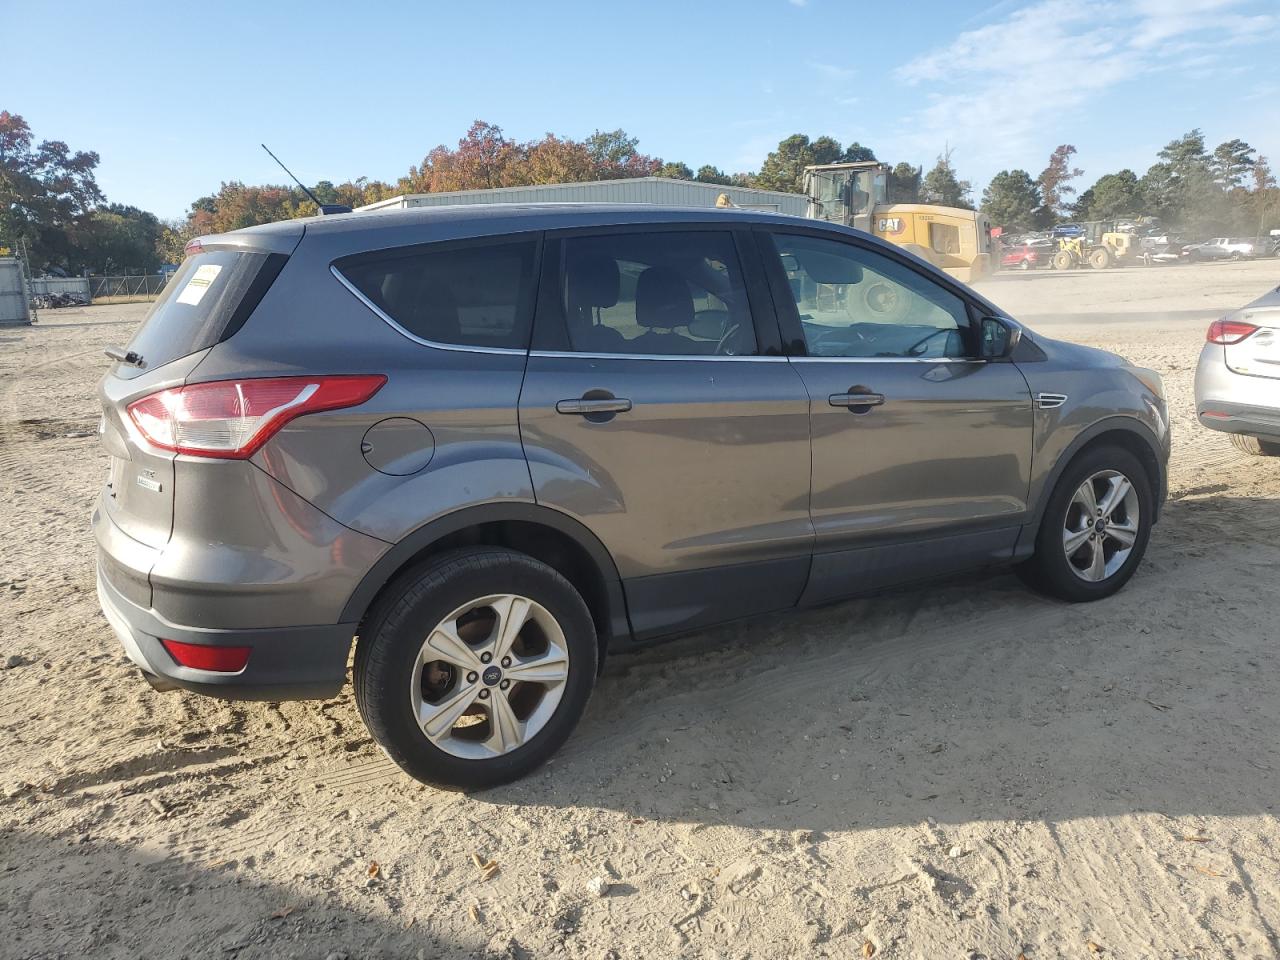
524 134 595 184
583 129 660 179
1037 144 1082 221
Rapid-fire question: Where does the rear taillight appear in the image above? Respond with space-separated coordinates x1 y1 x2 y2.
126 375 386 459
161 639 251 673
1207 319 1258 344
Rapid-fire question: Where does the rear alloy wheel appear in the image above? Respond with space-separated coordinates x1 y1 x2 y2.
355 548 597 788
1230 433 1280 457
1018 446 1153 602
1019 258 1032 271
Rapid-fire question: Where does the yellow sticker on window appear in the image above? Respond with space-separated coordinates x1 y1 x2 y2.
176 263 222 306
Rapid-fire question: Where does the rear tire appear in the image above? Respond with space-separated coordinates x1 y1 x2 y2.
1089 247 1113 269
354 547 598 789
1018 446 1154 602
1230 433 1280 457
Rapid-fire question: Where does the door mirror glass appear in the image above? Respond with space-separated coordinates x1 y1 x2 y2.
979 316 1021 359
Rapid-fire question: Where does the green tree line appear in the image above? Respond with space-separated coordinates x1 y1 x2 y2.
4 109 1276 275
980 132 1278 237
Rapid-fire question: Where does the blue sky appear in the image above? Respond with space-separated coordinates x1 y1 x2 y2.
7 0 1279 219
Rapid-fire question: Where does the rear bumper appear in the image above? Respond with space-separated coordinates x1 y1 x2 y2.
1197 400 1280 441
97 565 355 701
1195 347 1280 441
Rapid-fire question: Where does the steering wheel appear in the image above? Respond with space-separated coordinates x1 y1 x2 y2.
715 321 747 356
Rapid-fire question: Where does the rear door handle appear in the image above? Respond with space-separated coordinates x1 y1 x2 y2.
829 392 885 408
556 398 633 415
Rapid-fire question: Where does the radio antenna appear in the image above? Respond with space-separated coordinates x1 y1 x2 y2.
261 143 325 209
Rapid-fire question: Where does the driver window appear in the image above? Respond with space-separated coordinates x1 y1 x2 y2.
770 233 971 359
560 232 758 356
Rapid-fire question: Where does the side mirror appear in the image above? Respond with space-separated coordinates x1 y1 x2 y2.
979 316 1023 360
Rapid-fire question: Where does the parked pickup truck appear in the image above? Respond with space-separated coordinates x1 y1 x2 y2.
1185 237 1260 261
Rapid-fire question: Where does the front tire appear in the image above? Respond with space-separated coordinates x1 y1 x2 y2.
354 548 598 789
1231 433 1280 457
1018 446 1154 602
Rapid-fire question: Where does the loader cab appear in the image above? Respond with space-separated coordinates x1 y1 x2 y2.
803 161 890 232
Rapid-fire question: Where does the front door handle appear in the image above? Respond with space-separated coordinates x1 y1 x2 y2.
829 392 885 409
556 397 633 416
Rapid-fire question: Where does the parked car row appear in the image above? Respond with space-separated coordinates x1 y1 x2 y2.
999 234 1280 270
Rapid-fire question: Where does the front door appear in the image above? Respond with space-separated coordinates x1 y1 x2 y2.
518 227 813 639
759 228 1034 604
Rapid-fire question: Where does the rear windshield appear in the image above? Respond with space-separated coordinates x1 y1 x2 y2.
120 249 285 377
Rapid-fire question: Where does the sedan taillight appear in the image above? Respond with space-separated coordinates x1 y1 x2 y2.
1206 320 1258 345
126 375 386 459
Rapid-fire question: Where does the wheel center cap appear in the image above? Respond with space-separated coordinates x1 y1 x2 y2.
1093 518 1107 533
482 665 502 686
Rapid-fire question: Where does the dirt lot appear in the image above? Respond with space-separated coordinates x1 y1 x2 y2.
2 260 1279 960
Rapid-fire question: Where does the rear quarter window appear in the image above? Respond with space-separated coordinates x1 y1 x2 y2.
121 249 286 378
335 238 539 350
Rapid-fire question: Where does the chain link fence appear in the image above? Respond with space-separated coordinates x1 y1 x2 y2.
88 274 171 300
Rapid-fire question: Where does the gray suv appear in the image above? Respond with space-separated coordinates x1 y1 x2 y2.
94 205 1170 787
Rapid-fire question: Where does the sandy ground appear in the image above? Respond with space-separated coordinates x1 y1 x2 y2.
2 260 1279 960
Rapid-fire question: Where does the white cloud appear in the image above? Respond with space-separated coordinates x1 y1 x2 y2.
809 61 857 84
889 0 1277 185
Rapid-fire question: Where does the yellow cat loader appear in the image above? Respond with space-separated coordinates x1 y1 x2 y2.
803 161 994 283
1050 221 1141 270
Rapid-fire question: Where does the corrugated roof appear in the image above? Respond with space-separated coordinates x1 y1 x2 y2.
357 176 806 212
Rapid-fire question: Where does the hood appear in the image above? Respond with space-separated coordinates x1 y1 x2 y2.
1033 334 1129 369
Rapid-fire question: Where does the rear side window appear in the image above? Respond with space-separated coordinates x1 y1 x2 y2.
336 239 538 350
122 249 285 377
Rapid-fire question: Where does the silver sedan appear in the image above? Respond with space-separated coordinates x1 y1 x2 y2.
1195 285 1280 455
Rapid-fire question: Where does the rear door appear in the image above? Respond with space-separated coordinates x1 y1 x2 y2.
517 226 813 639
758 228 1034 604
99 240 294 548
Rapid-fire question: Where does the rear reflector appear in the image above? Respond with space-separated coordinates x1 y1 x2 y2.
127 375 386 459
161 639 251 673
1207 319 1259 344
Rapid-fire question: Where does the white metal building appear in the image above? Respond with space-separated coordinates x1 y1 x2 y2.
356 177 807 216
0 258 32 326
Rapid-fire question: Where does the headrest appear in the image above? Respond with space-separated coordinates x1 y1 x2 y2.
565 252 619 309
635 266 693 329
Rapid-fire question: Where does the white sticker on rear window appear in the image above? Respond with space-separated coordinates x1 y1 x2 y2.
176 263 222 306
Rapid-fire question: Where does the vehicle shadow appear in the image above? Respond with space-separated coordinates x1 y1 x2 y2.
472 493 1280 835
0 827 480 960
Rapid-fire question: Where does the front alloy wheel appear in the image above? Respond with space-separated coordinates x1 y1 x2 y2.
1062 470 1140 582
1019 445 1153 602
